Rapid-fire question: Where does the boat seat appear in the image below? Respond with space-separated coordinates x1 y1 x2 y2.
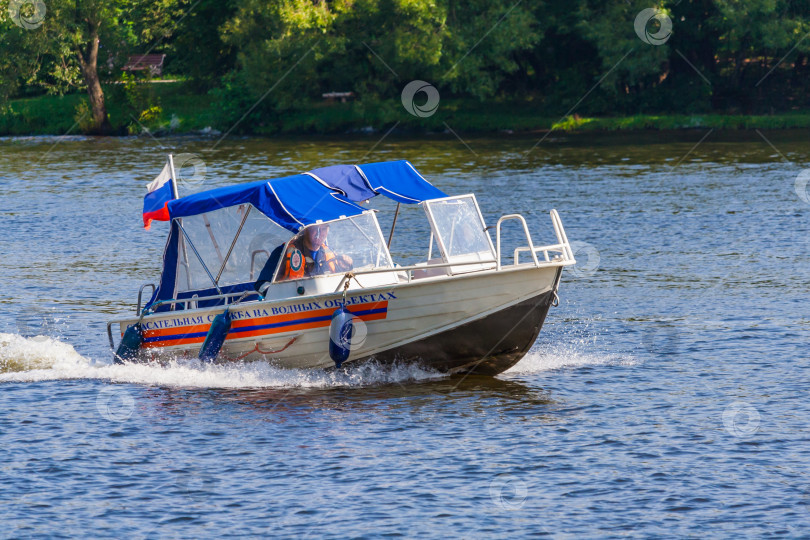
412 257 448 280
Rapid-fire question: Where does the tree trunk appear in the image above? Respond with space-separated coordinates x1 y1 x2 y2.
76 26 111 134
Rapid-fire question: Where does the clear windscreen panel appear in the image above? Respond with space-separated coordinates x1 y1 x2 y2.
424 196 495 271
275 212 393 282
175 204 291 293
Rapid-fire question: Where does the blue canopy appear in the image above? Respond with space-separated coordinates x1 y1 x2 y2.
308 160 446 204
167 174 365 233
148 160 444 311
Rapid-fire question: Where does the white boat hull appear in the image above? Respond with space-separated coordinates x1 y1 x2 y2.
119 263 563 375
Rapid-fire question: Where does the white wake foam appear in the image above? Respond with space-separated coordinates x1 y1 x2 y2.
0 333 444 388
504 341 636 374
0 333 90 375
0 328 632 387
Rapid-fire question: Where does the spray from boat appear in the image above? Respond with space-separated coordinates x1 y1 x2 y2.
1 326 631 386
0 333 444 387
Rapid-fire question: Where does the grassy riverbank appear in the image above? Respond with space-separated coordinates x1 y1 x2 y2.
0 84 218 135
3 83 810 137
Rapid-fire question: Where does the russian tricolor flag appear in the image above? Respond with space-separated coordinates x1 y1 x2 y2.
142 162 176 230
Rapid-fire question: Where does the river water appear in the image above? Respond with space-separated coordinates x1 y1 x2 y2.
1 131 809 537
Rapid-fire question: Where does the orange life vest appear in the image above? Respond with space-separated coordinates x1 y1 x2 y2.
281 245 306 280
280 241 340 280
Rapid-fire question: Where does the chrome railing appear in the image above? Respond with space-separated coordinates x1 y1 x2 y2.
495 209 574 270
332 258 498 291
550 208 575 261
136 283 156 314
495 214 539 270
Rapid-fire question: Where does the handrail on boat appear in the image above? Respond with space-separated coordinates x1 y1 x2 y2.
496 210 575 269
149 290 259 310
136 283 156 314
335 209 575 288
495 214 540 271
106 321 116 350
550 209 575 261
514 243 567 264
332 258 499 291
250 249 270 280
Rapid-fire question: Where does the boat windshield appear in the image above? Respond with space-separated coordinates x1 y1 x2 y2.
423 195 494 262
274 212 393 282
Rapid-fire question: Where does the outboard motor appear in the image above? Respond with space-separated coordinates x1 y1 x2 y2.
114 323 144 364
198 308 232 362
329 306 354 368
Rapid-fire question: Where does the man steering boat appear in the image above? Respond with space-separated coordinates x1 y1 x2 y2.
255 223 353 296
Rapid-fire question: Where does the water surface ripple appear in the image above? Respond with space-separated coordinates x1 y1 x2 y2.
1 132 808 537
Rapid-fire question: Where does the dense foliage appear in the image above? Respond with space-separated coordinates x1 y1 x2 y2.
2 0 810 133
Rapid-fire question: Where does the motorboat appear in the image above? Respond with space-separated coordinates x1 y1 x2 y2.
107 159 576 375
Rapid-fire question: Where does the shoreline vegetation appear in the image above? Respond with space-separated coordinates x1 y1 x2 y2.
3 84 810 138
5 1 810 139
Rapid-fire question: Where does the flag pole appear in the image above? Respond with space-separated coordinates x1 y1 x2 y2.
167 154 190 271
168 154 179 199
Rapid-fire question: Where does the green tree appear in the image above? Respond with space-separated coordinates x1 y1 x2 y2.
2 0 186 133
170 0 238 91
219 0 542 125
220 0 337 110
577 1 672 113
709 0 810 111
439 0 541 99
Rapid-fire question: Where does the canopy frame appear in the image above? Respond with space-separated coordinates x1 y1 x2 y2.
147 160 445 312
215 205 252 284
176 220 222 295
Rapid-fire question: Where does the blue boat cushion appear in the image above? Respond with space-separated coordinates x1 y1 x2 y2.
174 282 260 309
